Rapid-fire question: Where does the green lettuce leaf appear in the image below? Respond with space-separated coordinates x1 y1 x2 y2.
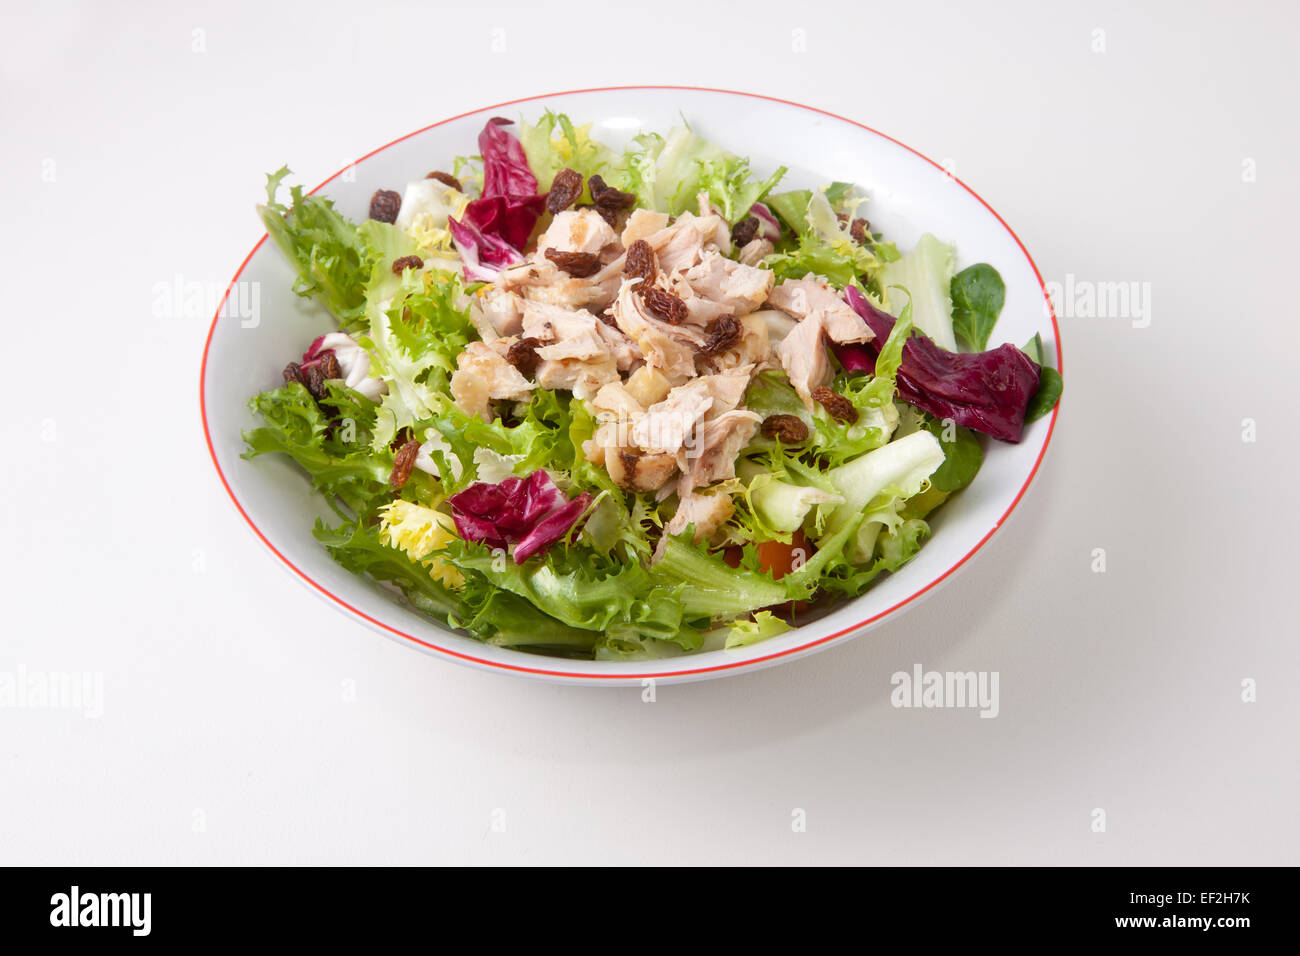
258 168 372 332
242 382 393 516
877 234 957 350
950 263 1006 351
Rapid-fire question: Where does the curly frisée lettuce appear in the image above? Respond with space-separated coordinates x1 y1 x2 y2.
242 111 1058 660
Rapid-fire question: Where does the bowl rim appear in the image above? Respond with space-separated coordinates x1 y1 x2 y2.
200 84 1062 682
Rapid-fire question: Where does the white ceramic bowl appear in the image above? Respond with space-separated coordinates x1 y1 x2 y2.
201 86 1061 685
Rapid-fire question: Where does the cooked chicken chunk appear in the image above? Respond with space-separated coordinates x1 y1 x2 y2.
661 492 735 545
682 252 774 316
768 275 873 344
677 410 761 493
774 312 832 409
737 238 774 266
590 381 646 419
605 448 679 493
620 209 671 247
450 341 535 421
535 208 620 260
704 314 771 374
632 387 714 456
470 286 526 341
643 209 731 274
610 280 707 383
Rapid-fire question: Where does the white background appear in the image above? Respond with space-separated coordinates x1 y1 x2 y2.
3 0 1297 865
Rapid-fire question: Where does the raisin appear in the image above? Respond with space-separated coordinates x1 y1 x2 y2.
318 352 342 381
731 216 760 247
642 286 688 325
546 168 583 215
623 239 657 286
760 414 810 444
368 189 401 223
389 427 413 450
812 385 858 424
391 254 424 275
505 337 543 378
850 218 870 243
389 438 421 489
576 201 618 227
587 175 636 210
544 247 602 278
836 211 850 228
426 170 462 190
304 364 327 400
701 315 742 355
282 362 306 387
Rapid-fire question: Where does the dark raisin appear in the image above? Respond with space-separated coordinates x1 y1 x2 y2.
544 247 602 278
368 189 401 223
587 175 636 210
505 337 543 378
701 315 742 355
304 364 328 400
642 286 688 325
576 201 618 227
623 239 657 286
731 216 760 247
760 414 810 444
850 218 870 243
389 438 421 489
391 255 424 275
812 385 859 424
318 352 342 381
836 211 850 228
282 362 306 387
546 168 583 215
389 427 413 451
426 170 462 190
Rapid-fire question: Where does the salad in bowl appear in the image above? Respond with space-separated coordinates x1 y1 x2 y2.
242 109 1062 661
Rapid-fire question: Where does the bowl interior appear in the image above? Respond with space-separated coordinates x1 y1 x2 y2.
202 88 1058 684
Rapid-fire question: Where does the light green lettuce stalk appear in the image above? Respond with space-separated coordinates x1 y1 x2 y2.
820 430 946 559
877 233 958 350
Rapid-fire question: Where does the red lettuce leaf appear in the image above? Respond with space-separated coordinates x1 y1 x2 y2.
448 470 589 564
841 285 1040 443
447 215 525 281
448 118 547 279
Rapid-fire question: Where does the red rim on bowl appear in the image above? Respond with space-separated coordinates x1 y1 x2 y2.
200 85 1062 681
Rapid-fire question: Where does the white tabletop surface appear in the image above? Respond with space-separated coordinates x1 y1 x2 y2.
3 0 1297 866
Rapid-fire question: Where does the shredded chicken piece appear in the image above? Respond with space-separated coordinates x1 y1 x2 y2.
610 280 707 384
676 410 761 493
590 381 646 419
660 492 734 548
642 210 731 274
737 238 774 266
535 209 620 260
632 388 714 456
620 209 671 247
450 341 535 421
606 448 678 493
496 258 620 313
768 275 873 344
774 312 832 409
704 314 772 374
469 286 525 341
682 252 774 317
